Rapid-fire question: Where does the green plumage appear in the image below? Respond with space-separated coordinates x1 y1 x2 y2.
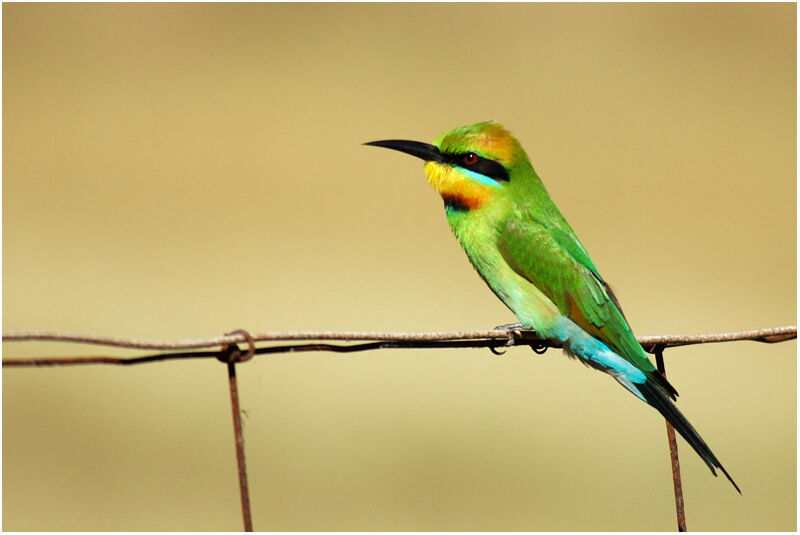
365 121 738 492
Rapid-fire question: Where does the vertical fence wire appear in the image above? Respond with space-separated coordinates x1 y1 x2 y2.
227 361 253 531
2 326 795 531
655 347 687 532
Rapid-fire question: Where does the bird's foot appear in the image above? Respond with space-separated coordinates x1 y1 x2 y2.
492 322 549 355
490 322 525 355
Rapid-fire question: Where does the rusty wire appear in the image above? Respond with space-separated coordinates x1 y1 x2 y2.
219 330 256 531
3 324 796 532
655 346 687 532
2 325 795 366
226 361 252 531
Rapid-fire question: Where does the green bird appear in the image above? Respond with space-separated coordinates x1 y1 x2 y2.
365 121 739 492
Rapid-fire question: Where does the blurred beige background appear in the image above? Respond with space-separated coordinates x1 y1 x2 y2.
3 3 795 531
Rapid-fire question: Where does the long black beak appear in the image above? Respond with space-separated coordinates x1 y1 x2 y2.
363 139 444 162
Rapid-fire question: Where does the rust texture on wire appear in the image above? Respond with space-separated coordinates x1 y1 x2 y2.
655 347 687 532
226 361 252 532
219 331 255 531
1 325 795 367
3 325 794 533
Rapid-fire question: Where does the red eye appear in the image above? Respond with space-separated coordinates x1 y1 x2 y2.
463 152 478 165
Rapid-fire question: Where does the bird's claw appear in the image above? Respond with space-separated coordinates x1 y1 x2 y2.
493 322 526 345
490 322 525 354
531 342 549 355
492 322 549 355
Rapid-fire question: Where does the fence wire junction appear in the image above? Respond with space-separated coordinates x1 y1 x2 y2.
3 324 796 531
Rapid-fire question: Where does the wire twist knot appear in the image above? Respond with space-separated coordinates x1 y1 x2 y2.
218 329 255 364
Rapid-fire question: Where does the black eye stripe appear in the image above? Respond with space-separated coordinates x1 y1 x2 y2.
443 152 510 182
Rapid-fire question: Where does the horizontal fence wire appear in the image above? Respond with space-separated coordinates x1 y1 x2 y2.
2 325 796 366
3 324 796 532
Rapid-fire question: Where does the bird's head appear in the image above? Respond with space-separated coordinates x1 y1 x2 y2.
365 121 532 212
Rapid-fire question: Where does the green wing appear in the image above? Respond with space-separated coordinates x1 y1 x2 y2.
497 214 658 377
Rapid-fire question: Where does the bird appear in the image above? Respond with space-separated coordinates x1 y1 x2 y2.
364 121 739 492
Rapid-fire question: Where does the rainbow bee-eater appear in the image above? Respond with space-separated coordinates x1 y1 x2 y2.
365 121 739 492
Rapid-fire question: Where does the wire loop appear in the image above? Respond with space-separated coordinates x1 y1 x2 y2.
218 329 256 363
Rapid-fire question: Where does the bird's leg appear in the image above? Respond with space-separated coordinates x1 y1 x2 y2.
494 322 525 331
